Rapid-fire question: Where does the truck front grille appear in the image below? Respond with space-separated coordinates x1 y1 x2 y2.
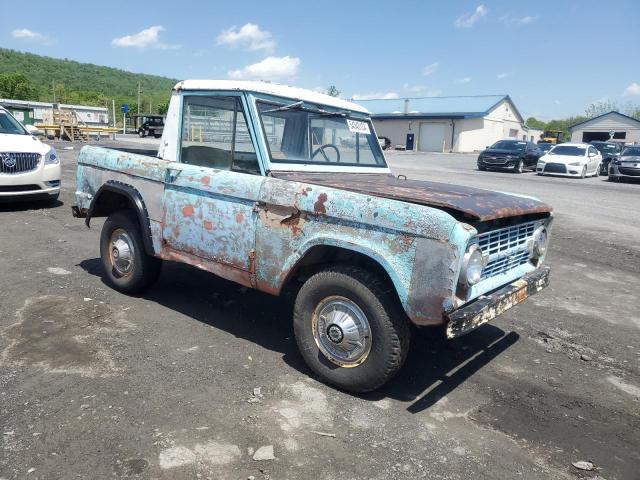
0 152 41 174
478 221 537 280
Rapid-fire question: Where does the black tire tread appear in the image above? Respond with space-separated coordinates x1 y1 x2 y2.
100 210 161 294
294 264 410 392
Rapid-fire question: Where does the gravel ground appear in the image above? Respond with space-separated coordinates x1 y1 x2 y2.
1 141 639 480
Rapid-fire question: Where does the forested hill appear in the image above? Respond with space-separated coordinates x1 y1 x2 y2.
0 48 177 114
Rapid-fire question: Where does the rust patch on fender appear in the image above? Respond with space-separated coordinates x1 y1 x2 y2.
203 220 213 231
236 212 244 224
201 176 210 186
314 193 328 215
182 204 194 217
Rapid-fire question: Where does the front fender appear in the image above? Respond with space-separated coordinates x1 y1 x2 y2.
254 177 470 325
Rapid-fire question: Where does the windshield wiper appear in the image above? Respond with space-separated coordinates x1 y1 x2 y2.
262 102 350 118
262 101 304 114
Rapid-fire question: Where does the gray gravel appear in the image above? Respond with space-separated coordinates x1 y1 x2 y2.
1 142 639 479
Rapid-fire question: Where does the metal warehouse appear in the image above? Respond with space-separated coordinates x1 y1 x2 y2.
0 98 109 127
568 111 640 144
356 95 540 153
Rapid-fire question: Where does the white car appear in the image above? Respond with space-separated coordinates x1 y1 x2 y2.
0 106 60 202
536 143 602 178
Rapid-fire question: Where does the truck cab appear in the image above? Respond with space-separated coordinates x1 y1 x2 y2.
73 80 553 392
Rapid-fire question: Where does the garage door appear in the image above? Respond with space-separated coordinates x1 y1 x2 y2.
418 123 447 152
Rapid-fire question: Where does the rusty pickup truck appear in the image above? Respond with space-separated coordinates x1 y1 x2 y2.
72 80 553 392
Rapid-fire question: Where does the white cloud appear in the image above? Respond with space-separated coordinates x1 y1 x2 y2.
111 26 179 50
500 14 538 26
455 77 472 84
403 84 427 93
11 28 53 45
352 92 399 100
216 23 275 53
422 62 440 76
426 89 442 97
496 72 511 79
554 100 562 105
623 82 640 96
454 5 488 28
228 56 300 81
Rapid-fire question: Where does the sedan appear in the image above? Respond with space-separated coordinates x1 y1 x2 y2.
536 143 601 178
477 140 542 173
609 145 640 182
590 141 623 175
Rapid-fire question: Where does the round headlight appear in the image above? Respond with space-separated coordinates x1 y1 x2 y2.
460 245 484 286
531 226 548 258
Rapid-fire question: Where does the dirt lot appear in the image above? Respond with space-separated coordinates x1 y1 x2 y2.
1 141 639 480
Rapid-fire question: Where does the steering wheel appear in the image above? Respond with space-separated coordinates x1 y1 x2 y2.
311 144 341 163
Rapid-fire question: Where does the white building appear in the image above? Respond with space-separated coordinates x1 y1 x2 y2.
355 95 538 153
0 98 109 127
568 111 640 144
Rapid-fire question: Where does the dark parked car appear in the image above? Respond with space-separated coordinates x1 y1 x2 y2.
589 141 623 175
537 143 554 154
134 115 164 138
477 140 543 173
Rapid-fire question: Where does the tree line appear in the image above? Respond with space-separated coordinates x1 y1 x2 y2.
0 48 175 124
527 99 640 140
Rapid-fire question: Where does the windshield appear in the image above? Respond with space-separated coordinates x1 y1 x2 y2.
490 140 527 151
622 147 640 156
549 146 586 156
0 110 27 135
257 102 386 167
592 143 618 154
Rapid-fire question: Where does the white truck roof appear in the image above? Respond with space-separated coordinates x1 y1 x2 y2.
174 80 369 114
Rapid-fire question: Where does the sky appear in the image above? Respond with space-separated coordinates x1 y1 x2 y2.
2 0 639 120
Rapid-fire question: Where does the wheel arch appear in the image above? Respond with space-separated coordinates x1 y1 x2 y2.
277 243 409 310
86 181 155 256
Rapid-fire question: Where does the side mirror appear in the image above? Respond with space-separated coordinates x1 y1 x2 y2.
25 124 42 136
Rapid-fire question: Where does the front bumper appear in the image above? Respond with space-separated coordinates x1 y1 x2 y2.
609 163 640 179
445 266 550 339
0 162 61 198
478 158 519 170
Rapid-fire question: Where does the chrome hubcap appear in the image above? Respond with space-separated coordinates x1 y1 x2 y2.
312 296 372 367
110 229 134 276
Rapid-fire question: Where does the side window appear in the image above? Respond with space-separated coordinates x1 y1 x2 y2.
180 96 260 174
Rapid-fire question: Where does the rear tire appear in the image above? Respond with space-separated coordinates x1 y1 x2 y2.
293 265 410 393
100 210 162 294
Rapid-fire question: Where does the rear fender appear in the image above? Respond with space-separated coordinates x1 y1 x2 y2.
86 181 155 256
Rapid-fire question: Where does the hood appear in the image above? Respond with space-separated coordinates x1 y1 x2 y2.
621 155 640 162
271 172 552 222
0 133 49 154
480 148 523 156
541 153 586 165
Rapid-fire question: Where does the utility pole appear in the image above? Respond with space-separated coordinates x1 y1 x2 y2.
112 99 116 127
52 81 56 103
137 81 141 115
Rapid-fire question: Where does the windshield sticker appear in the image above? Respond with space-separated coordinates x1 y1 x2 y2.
347 119 371 135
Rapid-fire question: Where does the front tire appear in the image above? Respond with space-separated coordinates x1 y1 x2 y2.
100 210 162 293
293 265 410 393
515 160 524 174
